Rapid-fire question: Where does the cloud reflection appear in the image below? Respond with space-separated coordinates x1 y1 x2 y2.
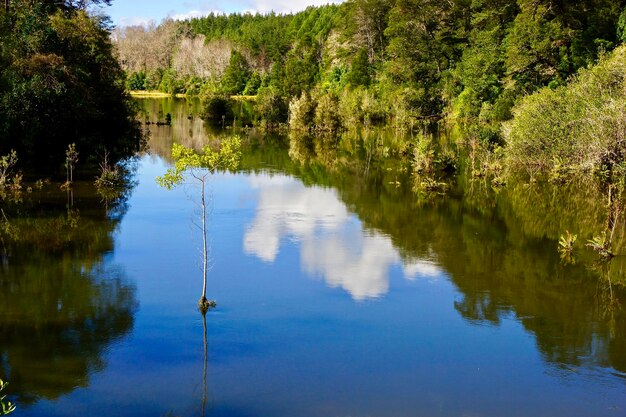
243 174 443 300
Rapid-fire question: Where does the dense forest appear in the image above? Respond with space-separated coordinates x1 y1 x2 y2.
2 0 626 179
0 0 140 174
116 1 625 131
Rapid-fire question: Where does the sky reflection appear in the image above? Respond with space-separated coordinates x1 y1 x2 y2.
243 174 442 299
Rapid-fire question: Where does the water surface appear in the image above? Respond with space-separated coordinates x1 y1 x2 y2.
1 98 625 417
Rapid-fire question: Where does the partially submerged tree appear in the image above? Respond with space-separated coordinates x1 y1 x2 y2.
156 137 242 313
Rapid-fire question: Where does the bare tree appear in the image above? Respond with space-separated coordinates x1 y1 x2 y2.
173 36 233 79
113 19 178 73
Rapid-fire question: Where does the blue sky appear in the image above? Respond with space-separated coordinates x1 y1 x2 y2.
103 0 344 27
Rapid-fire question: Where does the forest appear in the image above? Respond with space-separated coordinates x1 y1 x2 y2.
2 0 626 178
0 0 140 174
113 0 626 183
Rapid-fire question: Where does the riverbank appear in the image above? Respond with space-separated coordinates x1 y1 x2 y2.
129 90 186 98
128 90 257 100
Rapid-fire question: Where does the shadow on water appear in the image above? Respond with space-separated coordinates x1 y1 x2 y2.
0 179 138 405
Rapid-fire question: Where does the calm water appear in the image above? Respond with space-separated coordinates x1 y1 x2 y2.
1 98 625 417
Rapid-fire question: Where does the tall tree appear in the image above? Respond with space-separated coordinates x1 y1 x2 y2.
220 50 251 95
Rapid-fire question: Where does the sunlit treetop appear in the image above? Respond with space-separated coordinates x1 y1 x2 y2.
156 137 242 190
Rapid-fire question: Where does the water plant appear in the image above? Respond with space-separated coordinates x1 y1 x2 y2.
0 151 22 201
411 134 434 175
0 379 15 415
0 151 18 190
558 230 577 264
586 232 614 259
558 231 577 254
65 143 79 186
94 150 123 190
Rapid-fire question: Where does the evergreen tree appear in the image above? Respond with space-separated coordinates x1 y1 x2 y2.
221 50 251 95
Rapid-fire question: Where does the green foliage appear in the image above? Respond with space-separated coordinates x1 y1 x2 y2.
242 71 262 96
0 379 15 415
127 71 147 90
156 137 243 190
0 151 19 190
65 143 79 184
411 134 434 175
110 0 624 137
0 4 140 173
282 37 321 97
220 50 251 95
504 45 626 177
94 151 125 192
587 232 614 259
347 49 371 87
619 6 626 43
558 231 577 255
314 92 341 132
289 92 315 131
255 87 287 127
158 69 184 95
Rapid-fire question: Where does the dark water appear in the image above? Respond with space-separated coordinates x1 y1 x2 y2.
1 98 625 417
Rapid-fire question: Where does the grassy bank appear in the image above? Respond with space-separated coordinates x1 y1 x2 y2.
129 90 186 98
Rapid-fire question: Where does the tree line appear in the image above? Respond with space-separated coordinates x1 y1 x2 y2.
115 1 625 130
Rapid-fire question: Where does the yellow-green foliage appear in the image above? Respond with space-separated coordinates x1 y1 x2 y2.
504 45 626 175
337 87 387 127
156 137 242 189
0 379 15 415
314 93 342 132
288 93 315 131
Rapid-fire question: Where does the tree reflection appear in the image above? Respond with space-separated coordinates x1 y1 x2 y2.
279 136 626 377
0 183 137 405
144 98 626 380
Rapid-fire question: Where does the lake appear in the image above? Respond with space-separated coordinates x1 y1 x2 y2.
1 98 625 417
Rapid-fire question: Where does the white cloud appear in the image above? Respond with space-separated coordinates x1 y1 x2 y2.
243 174 443 300
245 0 344 13
402 260 441 280
168 9 222 21
244 174 348 262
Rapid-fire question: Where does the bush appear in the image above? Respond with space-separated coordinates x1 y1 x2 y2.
0 7 140 173
242 71 262 96
314 92 341 132
504 45 626 177
158 69 184 95
255 87 287 127
289 92 315 131
126 71 147 90
202 94 233 125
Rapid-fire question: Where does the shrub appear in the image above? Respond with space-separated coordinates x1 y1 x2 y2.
289 92 315 131
202 94 233 125
0 378 15 415
314 92 341 132
255 87 287 127
504 45 626 177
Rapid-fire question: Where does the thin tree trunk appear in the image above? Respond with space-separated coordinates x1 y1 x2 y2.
201 311 208 417
201 176 208 303
4 0 8 12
